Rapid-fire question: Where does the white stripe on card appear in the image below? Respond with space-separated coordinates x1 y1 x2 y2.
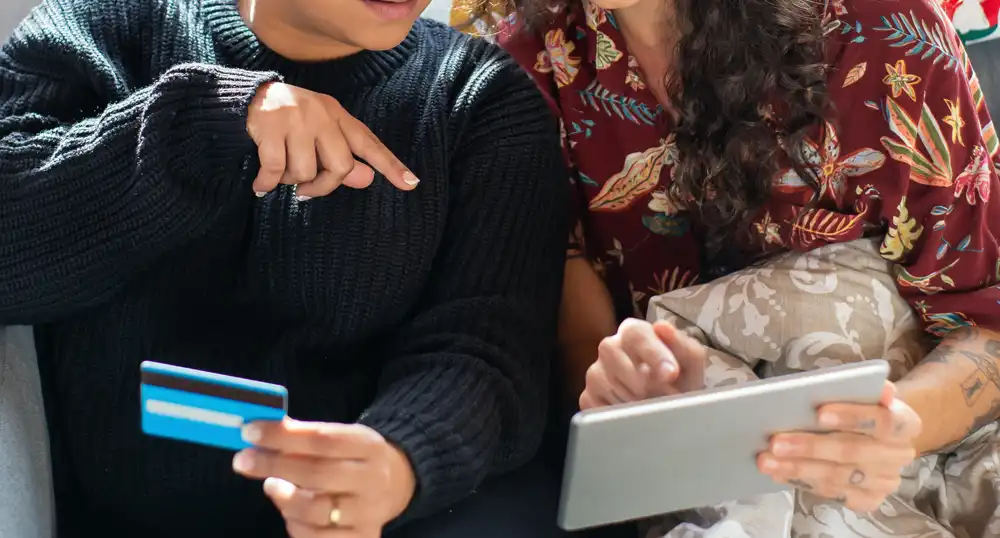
145 399 244 428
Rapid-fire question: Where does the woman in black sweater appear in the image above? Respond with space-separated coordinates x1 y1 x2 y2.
0 0 568 536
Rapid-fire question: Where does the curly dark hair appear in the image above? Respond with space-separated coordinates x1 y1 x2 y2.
467 0 835 267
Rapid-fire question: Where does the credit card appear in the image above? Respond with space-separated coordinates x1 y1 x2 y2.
140 361 288 451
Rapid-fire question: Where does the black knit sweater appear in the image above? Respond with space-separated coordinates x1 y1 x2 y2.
0 1 567 536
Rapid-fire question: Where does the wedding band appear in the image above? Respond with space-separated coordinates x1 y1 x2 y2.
329 505 343 526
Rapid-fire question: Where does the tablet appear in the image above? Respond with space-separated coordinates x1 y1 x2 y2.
558 359 890 531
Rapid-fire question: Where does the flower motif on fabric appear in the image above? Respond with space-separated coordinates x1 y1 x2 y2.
625 55 646 90
589 136 678 211
594 31 623 70
880 97 955 187
883 60 922 101
535 29 581 88
942 98 966 146
754 211 784 246
831 0 848 16
643 190 690 237
773 120 886 205
585 2 607 30
954 145 992 205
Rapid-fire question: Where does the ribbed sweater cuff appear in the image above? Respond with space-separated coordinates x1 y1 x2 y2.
152 63 281 164
359 385 499 524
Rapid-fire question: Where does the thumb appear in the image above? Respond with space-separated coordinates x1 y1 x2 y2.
878 381 896 407
653 320 702 362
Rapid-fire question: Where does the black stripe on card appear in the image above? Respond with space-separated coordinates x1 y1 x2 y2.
141 371 285 409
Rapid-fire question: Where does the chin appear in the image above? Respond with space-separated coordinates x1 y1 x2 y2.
589 0 644 8
353 25 415 51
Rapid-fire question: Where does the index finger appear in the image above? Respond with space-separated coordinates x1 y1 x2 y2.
817 399 921 441
338 116 419 190
242 419 383 459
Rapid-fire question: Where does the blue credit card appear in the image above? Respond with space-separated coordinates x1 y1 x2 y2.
140 361 288 451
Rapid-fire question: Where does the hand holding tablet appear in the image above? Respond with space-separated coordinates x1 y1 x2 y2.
558 360 912 531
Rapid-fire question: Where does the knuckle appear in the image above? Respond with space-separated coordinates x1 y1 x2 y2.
328 157 355 177
597 337 618 357
585 363 602 386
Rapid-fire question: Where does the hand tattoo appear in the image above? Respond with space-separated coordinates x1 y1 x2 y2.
857 419 876 431
787 478 813 491
849 469 865 485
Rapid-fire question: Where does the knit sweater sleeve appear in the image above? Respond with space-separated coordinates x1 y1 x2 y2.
0 0 277 324
358 48 569 519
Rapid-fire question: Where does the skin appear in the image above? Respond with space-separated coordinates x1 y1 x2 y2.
232 0 434 535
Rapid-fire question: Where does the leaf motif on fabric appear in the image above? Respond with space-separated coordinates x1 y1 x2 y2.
881 196 924 262
578 80 661 125
843 62 868 87
874 12 960 72
594 31 623 70
589 137 677 211
895 259 958 295
790 208 866 248
880 97 954 186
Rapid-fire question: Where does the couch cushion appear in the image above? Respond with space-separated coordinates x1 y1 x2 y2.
0 326 54 538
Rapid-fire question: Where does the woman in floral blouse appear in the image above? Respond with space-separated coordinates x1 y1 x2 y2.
455 0 1000 520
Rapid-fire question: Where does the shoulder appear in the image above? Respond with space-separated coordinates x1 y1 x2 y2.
825 0 963 67
413 19 549 116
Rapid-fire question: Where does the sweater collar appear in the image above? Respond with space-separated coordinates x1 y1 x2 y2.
203 0 418 90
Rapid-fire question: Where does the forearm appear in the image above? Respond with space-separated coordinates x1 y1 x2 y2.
557 257 617 408
895 327 1000 454
0 64 276 323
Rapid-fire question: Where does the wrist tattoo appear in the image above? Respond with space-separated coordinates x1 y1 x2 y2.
857 419 876 431
787 478 813 490
957 349 1000 406
849 469 865 485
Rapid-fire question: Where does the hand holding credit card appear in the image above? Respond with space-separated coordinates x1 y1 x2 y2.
140 361 288 450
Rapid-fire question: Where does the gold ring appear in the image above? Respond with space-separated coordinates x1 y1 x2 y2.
329 505 342 526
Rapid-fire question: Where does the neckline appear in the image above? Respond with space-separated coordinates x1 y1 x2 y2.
202 0 419 90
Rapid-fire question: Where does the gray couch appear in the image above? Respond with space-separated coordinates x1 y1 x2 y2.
0 326 54 538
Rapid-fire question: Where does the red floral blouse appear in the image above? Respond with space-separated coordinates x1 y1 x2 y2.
500 0 1000 337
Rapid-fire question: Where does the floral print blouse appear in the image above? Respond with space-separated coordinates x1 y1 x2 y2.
492 0 1000 338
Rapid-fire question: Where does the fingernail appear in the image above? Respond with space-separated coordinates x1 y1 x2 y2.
657 362 676 379
761 455 780 472
232 451 254 473
255 191 267 198
241 424 261 444
772 440 792 456
403 171 420 186
263 477 297 498
819 413 840 428
295 195 312 202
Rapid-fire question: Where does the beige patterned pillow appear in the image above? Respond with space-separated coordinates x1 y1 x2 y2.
647 239 931 386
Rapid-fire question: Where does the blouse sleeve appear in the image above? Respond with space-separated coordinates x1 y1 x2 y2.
500 20 588 257
827 0 1000 336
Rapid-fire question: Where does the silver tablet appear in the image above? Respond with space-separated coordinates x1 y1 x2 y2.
558 360 890 531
